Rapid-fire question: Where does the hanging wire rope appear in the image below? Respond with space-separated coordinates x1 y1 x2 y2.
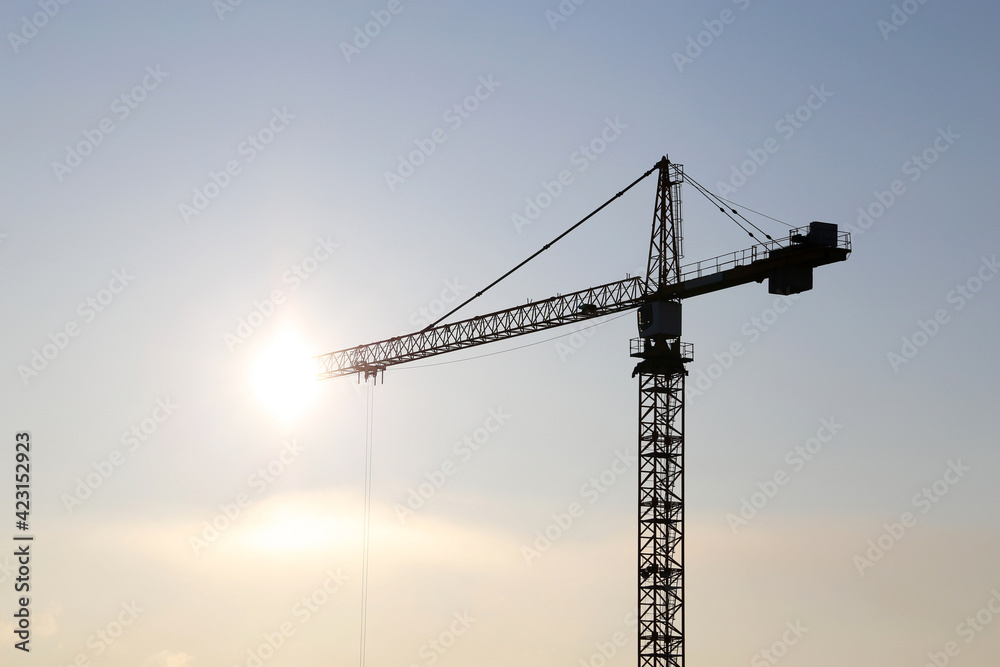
684 172 807 247
425 163 660 330
359 381 375 667
713 194 794 228
683 175 769 243
690 176 777 240
353 162 658 657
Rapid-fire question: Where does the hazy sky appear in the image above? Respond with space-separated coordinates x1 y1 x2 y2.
2 1 999 666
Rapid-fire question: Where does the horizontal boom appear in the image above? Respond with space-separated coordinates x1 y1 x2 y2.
315 223 850 379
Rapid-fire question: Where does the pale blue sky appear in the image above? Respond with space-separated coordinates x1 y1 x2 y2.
2 1 999 665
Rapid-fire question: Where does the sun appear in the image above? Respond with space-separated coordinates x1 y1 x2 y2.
250 330 319 423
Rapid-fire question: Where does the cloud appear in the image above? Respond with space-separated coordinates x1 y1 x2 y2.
143 651 194 667
34 608 60 638
0 606 59 639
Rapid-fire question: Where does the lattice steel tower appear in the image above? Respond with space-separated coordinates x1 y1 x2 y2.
632 159 689 667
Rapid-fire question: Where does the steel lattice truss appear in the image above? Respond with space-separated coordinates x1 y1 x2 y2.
315 277 645 379
646 161 684 291
638 368 686 667
639 157 687 667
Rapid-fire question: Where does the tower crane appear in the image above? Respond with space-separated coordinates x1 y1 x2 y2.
315 156 850 667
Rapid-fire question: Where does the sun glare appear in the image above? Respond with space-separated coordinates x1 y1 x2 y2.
242 505 354 554
250 330 319 422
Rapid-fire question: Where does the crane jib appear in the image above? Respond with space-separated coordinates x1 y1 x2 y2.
315 223 849 380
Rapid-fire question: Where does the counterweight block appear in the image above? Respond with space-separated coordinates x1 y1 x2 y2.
767 221 841 295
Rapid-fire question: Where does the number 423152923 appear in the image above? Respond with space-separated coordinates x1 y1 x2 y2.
15 433 30 529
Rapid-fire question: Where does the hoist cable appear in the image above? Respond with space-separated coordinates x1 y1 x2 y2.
359 381 375 667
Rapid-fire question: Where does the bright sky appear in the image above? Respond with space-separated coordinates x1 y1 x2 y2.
2 1 999 666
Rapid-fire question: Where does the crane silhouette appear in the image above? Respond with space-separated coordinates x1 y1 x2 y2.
315 156 850 666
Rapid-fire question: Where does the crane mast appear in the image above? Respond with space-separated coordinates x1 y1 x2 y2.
634 159 688 666
314 156 850 666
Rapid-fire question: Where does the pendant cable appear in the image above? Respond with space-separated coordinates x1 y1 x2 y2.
359 380 375 667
